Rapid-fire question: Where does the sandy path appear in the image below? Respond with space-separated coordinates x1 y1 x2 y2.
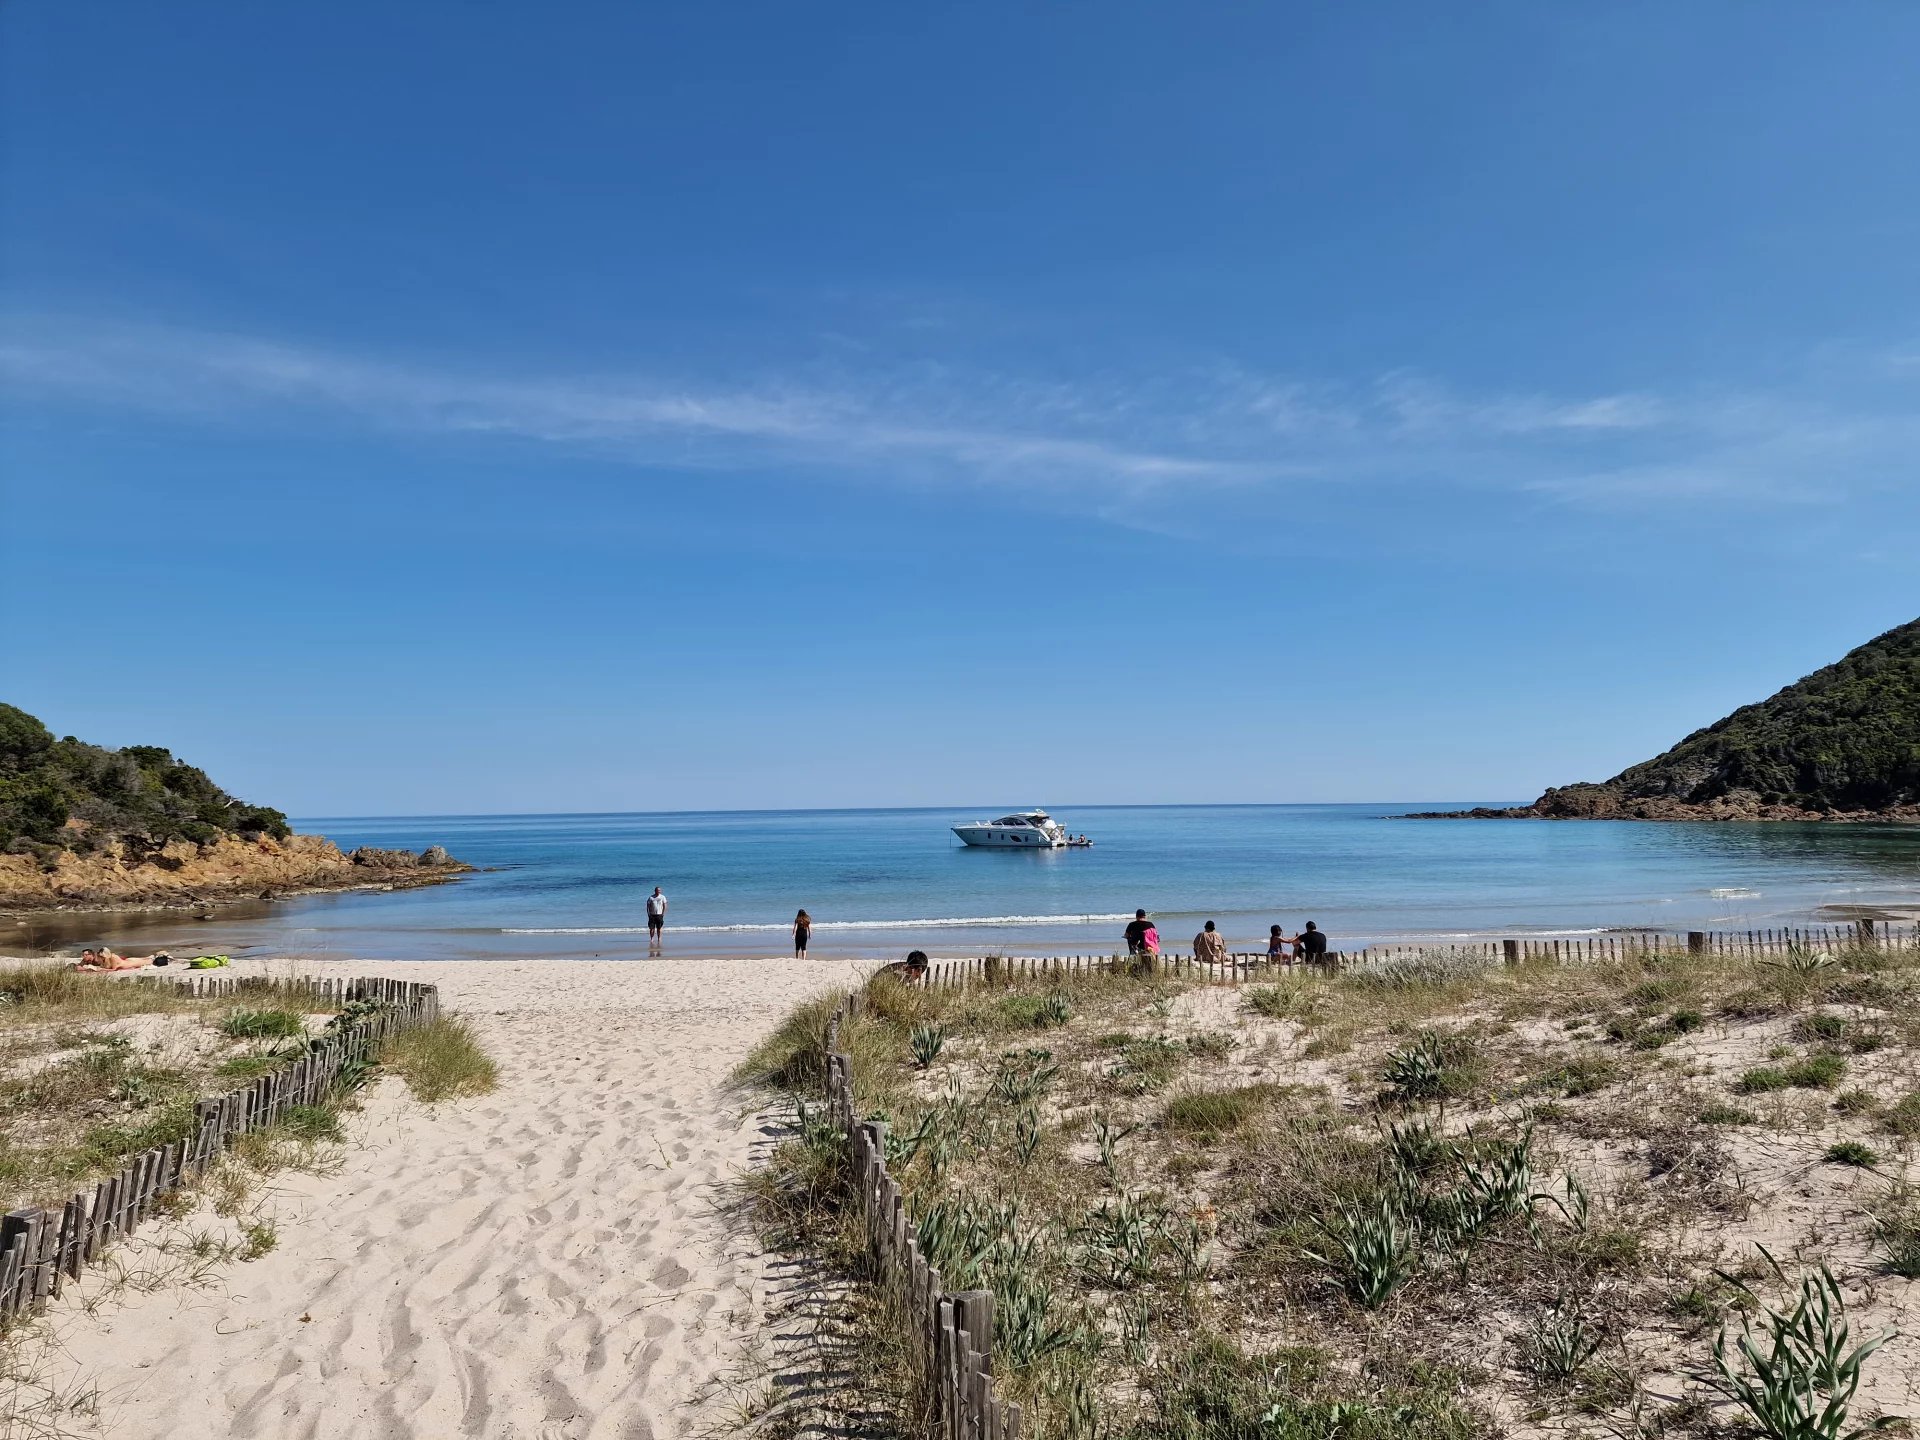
27 956 863 1440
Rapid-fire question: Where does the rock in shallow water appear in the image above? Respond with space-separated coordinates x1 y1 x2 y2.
348 846 420 868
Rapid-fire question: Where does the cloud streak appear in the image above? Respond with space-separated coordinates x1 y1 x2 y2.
4 316 1915 513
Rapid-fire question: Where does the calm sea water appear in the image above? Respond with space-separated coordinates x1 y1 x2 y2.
9 805 1920 963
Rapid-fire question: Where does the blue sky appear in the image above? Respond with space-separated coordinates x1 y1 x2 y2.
3 2 1918 815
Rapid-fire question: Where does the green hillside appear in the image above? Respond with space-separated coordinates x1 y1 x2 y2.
0 704 290 855
1533 617 1920 817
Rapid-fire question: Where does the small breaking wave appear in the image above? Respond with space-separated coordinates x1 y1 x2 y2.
1708 887 1761 900
501 912 1137 936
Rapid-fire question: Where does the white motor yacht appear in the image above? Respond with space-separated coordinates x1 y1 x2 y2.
952 810 1069 848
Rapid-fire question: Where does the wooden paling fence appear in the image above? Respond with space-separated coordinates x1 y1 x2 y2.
917 921 1919 990
0 975 439 1325
825 992 1021 1440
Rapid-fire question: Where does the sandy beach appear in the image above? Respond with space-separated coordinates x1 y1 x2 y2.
11 955 866 1440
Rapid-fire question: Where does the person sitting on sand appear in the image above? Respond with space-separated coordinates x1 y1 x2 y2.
1294 921 1329 962
1194 920 1227 966
1124 910 1152 955
74 947 167 972
1267 925 1289 965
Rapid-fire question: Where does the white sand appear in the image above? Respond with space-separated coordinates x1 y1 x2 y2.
24 955 866 1440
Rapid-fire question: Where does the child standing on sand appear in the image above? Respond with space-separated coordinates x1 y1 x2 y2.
793 909 812 958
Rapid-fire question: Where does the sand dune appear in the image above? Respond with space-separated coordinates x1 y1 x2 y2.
26 956 864 1440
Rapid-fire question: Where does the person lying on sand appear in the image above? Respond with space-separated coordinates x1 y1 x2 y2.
74 947 170 972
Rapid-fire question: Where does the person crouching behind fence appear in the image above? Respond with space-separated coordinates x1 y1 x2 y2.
881 949 930 984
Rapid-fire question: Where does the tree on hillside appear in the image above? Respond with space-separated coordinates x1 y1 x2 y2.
0 704 291 853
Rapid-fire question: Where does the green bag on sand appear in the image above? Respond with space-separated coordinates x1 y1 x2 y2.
186 955 231 969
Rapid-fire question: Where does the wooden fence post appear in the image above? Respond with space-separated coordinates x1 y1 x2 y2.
0 1210 32 1318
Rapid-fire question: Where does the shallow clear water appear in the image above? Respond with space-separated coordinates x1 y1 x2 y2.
9 805 1920 963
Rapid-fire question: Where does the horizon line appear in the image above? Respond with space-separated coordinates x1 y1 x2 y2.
291 800 1528 823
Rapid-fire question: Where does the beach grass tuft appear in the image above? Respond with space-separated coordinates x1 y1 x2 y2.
734 990 845 1094
220 1006 306 1040
377 1016 498 1103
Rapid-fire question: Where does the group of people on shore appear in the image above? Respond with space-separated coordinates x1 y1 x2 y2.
641 885 819 958
1123 910 1328 965
643 889 1326 967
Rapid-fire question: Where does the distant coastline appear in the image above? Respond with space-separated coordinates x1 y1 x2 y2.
1414 618 1920 823
1406 790 1920 823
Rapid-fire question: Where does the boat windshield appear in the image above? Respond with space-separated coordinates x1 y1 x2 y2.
994 816 1037 826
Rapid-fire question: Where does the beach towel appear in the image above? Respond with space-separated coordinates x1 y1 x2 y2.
187 955 231 969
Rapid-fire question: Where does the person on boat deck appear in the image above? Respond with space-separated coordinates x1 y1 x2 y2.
1295 921 1329 960
1123 910 1152 955
1194 920 1227 965
1268 925 1289 964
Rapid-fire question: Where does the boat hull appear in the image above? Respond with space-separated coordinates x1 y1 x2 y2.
952 826 1064 848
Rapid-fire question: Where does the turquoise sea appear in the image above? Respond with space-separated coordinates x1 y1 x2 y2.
9 805 1920 963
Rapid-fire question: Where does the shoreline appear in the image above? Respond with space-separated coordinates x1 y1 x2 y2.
11 903 1920 969
0 830 473 919
0 869 469 920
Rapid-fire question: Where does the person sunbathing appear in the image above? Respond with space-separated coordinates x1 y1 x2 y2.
74 947 168 972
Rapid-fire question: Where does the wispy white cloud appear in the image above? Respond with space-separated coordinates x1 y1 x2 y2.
0 320 1259 493
4 316 1916 514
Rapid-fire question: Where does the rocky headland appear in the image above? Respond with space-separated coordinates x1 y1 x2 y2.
0 702 468 913
1414 616 1920 822
0 832 470 914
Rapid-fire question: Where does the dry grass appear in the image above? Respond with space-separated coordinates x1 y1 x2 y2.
375 1016 498 1103
751 940 1920 1439
0 969 346 1211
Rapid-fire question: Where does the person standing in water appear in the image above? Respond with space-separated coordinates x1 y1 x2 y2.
646 886 668 952
793 909 813 958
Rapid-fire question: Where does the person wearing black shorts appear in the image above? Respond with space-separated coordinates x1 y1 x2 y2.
646 886 667 951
